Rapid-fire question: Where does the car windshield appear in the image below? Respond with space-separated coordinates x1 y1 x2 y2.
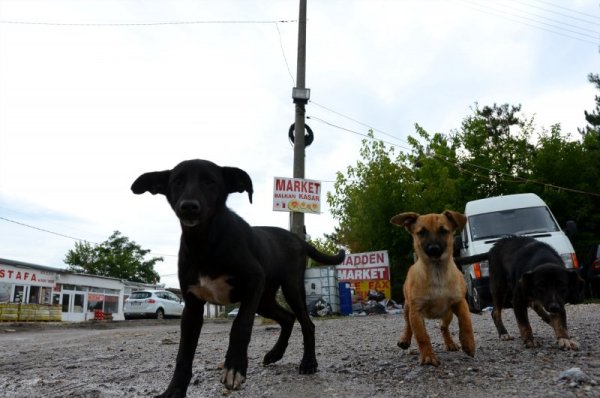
129 292 152 299
469 206 559 241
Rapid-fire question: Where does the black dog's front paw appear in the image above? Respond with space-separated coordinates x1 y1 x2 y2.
299 357 318 374
155 387 187 398
221 359 247 390
263 348 285 365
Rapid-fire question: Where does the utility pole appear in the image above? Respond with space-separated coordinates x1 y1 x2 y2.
290 0 308 239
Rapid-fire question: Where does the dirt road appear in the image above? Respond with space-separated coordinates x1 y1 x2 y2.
1 304 599 397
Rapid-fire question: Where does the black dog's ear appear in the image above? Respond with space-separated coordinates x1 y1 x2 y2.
131 170 171 195
390 212 420 233
443 210 467 232
567 269 585 304
222 167 253 203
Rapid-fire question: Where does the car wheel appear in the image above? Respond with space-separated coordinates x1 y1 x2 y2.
156 308 165 320
124 314 131 320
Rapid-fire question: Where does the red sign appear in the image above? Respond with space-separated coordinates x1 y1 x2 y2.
88 293 105 301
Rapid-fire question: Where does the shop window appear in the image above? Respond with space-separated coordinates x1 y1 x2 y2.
73 293 84 313
28 286 41 304
41 287 52 304
62 294 70 312
13 286 25 303
87 298 104 312
0 283 10 303
52 294 60 305
87 293 104 312
104 295 119 314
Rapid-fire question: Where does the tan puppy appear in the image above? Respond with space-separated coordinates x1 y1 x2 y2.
390 211 475 366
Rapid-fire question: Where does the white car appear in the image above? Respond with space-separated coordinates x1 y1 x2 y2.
124 290 184 320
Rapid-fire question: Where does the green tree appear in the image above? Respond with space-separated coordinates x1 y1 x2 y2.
64 231 162 284
452 103 535 199
327 131 418 300
307 236 344 268
579 73 600 138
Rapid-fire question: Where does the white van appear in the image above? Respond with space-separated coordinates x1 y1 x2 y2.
455 193 579 312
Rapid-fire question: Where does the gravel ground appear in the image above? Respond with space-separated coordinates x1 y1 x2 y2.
0 303 599 398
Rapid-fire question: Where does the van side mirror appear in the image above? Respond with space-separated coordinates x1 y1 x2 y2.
454 235 463 254
565 220 577 237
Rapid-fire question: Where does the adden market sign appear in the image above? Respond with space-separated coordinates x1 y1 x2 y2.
336 250 391 300
273 177 321 214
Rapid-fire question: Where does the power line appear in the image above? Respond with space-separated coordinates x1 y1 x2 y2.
275 22 295 85
0 215 177 257
501 1 600 34
0 19 297 27
0 216 98 244
456 0 599 45
528 0 600 23
461 0 599 38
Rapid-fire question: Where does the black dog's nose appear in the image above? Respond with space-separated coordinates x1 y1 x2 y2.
179 200 200 213
425 243 443 258
546 303 561 313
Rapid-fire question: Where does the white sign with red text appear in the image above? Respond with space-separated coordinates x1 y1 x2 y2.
273 177 321 214
0 264 56 287
336 250 391 300
337 250 390 281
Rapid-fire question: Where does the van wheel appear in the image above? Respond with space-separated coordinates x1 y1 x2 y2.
156 308 165 320
468 282 482 313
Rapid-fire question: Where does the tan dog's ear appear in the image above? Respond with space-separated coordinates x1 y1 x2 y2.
390 212 420 233
443 210 467 232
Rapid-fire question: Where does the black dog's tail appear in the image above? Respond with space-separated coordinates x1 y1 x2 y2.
306 245 346 265
454 252 490 266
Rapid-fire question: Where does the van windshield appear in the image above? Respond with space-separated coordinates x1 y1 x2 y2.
469 206 559 241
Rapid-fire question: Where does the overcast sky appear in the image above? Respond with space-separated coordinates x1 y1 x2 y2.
1 0 598 288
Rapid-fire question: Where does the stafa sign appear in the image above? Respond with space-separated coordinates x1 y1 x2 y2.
0 264 56 287
272 177 321 214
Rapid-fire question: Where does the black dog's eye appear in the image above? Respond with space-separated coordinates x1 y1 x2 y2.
174 177 185 187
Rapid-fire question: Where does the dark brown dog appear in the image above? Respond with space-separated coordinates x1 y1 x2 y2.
390 211 475 366
487 236 583 350
132 159 345 397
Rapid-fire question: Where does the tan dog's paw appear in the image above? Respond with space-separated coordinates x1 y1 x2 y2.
445 341 459 352
499 334 514 341
461 341 476 357
397 340 411 350
557 338 579 351
419 352 440 366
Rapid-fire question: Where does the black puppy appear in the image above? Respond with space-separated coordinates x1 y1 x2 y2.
131 159 345 397
486 236 583 350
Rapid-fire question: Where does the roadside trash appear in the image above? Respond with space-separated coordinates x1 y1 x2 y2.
558 367 593 385
308 297 332 317
351 294 402 316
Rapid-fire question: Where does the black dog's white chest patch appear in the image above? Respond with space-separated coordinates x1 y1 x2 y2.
189 276 233 305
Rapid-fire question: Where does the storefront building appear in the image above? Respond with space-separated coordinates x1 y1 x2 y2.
0 258 158 322
0 258 224 321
